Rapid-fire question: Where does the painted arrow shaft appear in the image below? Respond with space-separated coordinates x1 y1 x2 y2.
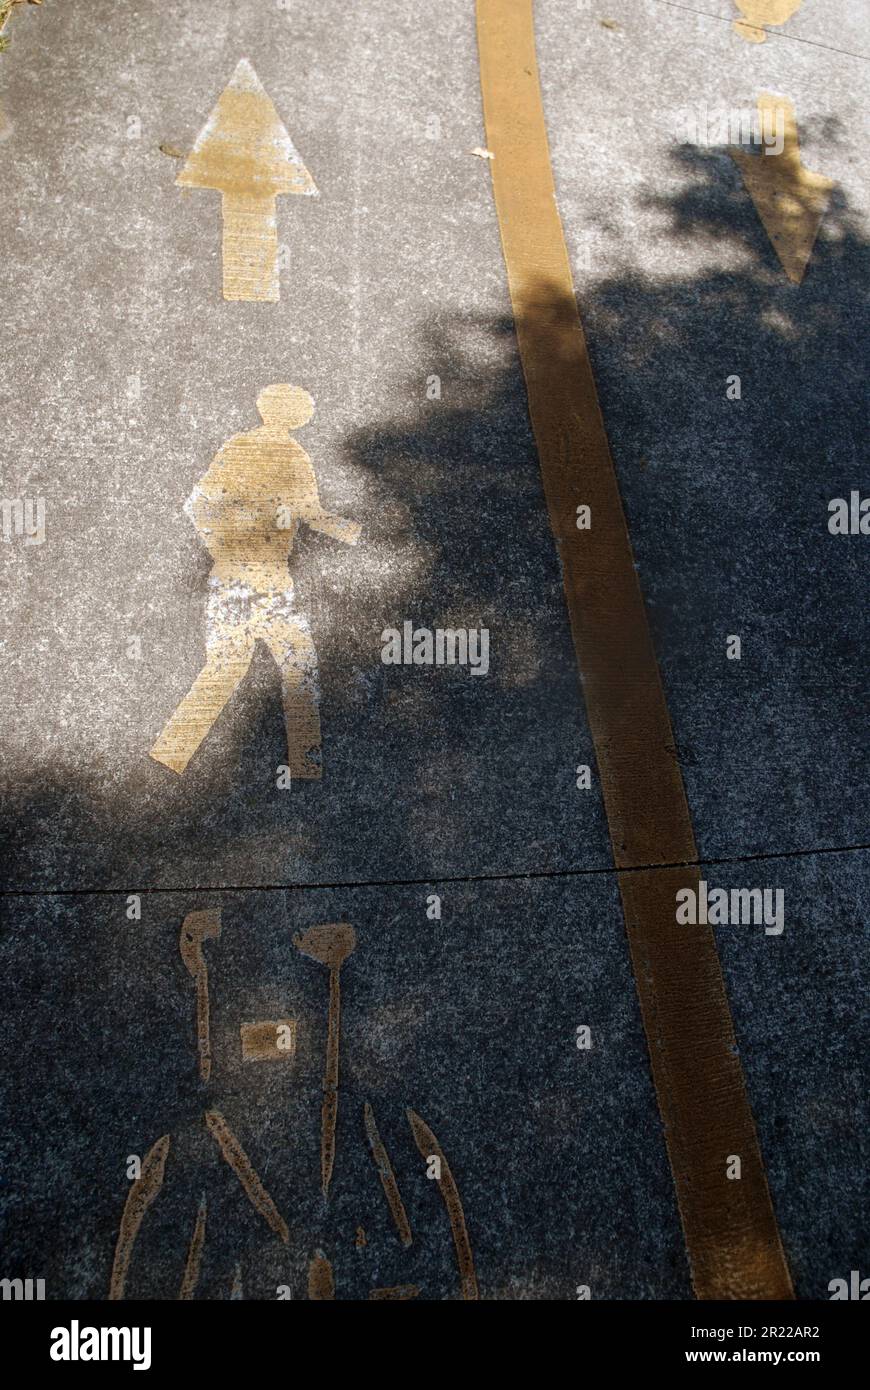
221 192 279 302
178 60 317 303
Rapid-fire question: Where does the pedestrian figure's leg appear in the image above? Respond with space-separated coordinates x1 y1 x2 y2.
150 623 255 774
263 613 322 779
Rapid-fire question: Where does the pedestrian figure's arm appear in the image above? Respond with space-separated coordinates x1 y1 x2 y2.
307 512 360 545
292 453 360 546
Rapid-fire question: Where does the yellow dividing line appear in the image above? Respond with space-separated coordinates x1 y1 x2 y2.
476 0 793 1300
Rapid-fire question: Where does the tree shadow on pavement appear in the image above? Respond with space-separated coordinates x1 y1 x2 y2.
0 142 868 1300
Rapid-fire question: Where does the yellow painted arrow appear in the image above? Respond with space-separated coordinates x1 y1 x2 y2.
731 93 833 284
178 58 318 302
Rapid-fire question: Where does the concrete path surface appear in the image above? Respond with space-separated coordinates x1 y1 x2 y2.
0 0 866 1302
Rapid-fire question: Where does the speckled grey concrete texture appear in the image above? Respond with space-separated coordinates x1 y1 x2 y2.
710 849 870 1299
0 0 867 1303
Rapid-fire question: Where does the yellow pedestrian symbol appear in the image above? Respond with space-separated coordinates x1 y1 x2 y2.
150 385 360 778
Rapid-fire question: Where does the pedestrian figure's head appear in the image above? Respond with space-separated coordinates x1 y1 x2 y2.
256 384 314 431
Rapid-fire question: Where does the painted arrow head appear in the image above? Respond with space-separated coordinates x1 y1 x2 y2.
293 922 357 971
731 94 833 284
177 58 318 199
